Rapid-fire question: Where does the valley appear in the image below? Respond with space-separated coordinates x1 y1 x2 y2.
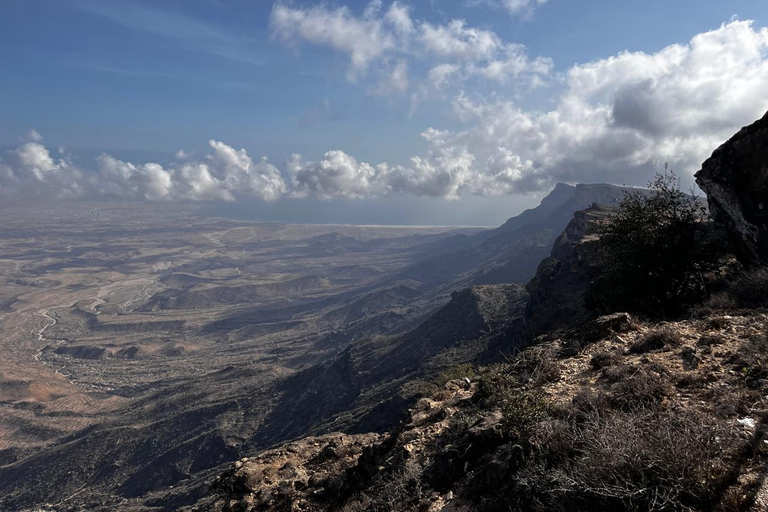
0 183 624 510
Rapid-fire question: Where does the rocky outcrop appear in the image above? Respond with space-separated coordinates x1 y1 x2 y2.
396 183 631 288
520 204 613 343
253 284 527 447
696 110 768 266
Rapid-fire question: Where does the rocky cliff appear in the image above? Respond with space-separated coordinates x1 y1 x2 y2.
187 112 768 512
192 307 768 512
696 110 768 266
521 203 612 343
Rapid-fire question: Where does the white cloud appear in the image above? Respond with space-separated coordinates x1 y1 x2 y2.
287 151 390 199
0 136 286 202
5 21 768 203
269 1 550 94
74 1 262 65
499 0 549 17
375 59 410 95
26 129 43 142
279 20 768 198
270 2 395 80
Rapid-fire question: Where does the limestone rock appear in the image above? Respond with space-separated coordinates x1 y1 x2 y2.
521 204 613 343
583 312 635 342
695 110 768 266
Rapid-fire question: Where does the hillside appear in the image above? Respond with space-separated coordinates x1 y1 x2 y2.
187 111 768 512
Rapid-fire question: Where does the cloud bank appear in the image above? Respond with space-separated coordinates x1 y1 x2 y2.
0 134 286 202
3 20 768 202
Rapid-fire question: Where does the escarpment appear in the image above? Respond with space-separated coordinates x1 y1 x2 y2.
696 110 768 266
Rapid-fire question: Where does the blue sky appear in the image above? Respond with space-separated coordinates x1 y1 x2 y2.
2 0 768 225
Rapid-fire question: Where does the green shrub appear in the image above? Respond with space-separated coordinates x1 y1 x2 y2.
501 389 554 437
477 364 519 406
586 170 726 318
434 363 477 387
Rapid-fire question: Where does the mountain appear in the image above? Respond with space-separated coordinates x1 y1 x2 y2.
394 183 629 290
0 182 637 512
190 112 768 512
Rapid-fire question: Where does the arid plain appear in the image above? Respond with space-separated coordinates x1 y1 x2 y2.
0 201 485 508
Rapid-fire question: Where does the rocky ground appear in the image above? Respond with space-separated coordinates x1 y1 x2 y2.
191 307 768 511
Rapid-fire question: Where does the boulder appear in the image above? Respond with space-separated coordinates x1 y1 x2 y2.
582 312 635 343
695 111 768 266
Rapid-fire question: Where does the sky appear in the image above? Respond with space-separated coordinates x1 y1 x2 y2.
1 0 768 225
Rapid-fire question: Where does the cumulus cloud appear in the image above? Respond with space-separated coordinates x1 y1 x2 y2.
284 20 768 198
0 136 286 202
4 21 768 203
269 1 551 94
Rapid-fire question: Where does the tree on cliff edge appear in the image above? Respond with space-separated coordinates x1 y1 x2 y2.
587 170 724 318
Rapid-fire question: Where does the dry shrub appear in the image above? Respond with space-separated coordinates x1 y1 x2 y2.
728 267 768 309
628 327 682 354
693 293 737 317
509 345 562 387
728 336 768 389
590 351 618 370
607 366 668 411
528 408 740 511
501 389 554 437
431 389 454 402
342 462 426 512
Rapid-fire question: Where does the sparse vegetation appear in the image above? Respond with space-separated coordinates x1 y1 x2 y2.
342 462 427 512
501 389 555 437
509 345 562 387
589 350 618 370
628 327 682 353
606 365 669 411
525 407 740 511
727 267 768 308
729 335 768 389
434 363 477 387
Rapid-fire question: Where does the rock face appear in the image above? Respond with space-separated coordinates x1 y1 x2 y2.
520 204 613 343
696 110 768 266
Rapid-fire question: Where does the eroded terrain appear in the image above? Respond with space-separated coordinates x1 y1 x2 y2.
0 201 480 509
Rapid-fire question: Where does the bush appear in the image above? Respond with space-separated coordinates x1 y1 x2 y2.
728 267 768 308
607 367 668 411
434 363 477 387
586 170 726 318
342 462 426 512
530 409 739 511
628 327 682 354
693 292 737 317
589 351 618 370
509 346 562 387
729 336 768 389
477 364 519 406
501 389 555 437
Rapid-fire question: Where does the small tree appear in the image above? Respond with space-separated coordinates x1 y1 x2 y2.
587 170 723 318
